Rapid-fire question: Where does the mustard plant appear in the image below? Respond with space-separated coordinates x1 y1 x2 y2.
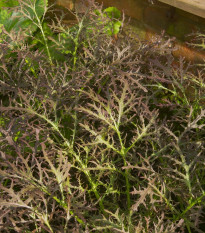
0 1 205 232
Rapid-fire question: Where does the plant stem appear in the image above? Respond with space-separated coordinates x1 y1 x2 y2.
32 5 53 65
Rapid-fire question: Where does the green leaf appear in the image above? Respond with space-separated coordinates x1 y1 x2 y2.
0 0 48 33
103 7 121 19
3 11 35 32
94 9 100 16
0 0 19 8
104 21 122 36
35 0 48 18
22 0 48 20
113 21 122 35
0 9 12 25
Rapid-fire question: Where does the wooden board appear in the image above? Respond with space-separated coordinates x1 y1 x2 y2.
159 0 205 18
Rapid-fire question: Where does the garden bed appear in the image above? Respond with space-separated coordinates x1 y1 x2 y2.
0 1 205 232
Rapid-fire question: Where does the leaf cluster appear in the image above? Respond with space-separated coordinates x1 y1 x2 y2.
0 1 205 232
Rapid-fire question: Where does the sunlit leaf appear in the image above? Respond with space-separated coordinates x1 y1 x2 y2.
103 7 121 19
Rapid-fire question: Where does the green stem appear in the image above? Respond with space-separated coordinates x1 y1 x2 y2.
72 19 84 69
33 8 53 65
176 192 205 221
109 110 132 223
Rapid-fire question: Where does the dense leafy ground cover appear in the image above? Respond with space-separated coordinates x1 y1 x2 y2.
0 0 205 232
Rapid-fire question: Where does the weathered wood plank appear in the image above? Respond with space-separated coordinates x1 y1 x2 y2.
159 0 205 18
